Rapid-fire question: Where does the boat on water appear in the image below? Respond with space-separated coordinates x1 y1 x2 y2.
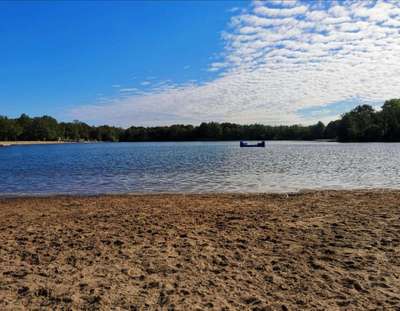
240 141 266 148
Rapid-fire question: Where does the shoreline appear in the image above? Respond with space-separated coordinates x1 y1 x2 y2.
0 141 73 147
1 190 400 309
0 140 341 147
0 187 397 199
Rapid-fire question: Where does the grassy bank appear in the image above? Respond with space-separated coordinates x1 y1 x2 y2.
0 191 399 310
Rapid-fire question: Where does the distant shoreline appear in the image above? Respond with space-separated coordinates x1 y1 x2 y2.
0 141 74 147
0 139 337 147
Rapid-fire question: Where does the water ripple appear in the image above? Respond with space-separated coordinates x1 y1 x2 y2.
0 141 399 195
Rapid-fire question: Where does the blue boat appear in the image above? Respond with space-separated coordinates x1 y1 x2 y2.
240 141 266 148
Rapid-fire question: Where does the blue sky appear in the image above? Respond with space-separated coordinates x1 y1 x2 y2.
1 0 400 126
0 1 245 120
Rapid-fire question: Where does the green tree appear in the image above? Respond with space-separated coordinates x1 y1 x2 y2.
28 116 59 141
309 121 325 140
0 116 22 140
337 105 378 142
196 122 222 140
381 99 400 141
17 113 33 140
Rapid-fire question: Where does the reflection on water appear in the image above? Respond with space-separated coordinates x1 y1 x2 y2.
0 141 399 195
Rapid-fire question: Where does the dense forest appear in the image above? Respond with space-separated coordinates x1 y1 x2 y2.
1 99 399 142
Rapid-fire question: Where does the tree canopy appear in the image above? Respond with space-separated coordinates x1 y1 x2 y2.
1 99 400 143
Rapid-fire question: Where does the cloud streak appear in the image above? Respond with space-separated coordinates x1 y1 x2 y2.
71 0 400 126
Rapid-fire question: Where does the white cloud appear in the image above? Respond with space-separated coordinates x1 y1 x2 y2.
119 88 138 93
254 5 307 17
306 10 327 21
329 5 348 18
256 0 297 8
71 0 400 126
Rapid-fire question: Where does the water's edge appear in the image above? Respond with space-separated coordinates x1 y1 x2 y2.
1 187 399 200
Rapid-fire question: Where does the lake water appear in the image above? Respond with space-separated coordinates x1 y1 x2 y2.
0 141 399 195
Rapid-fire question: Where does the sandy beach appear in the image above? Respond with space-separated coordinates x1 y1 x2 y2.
0 191 399 310
0 141 71 147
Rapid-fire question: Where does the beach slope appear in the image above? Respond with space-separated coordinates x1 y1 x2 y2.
0 191 399 310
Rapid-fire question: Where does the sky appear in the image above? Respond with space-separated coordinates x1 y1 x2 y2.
1 0 400 127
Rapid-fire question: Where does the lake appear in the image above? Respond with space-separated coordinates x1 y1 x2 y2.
0 141 399 196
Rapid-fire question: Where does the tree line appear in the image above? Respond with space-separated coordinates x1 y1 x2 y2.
1 99 399 142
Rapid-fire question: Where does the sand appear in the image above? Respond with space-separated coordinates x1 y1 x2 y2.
0 141 71 147
0 191 399 310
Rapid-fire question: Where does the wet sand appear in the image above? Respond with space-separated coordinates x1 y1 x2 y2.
0 191 399 310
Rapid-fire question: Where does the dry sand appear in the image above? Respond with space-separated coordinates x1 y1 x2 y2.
0 191 399 310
